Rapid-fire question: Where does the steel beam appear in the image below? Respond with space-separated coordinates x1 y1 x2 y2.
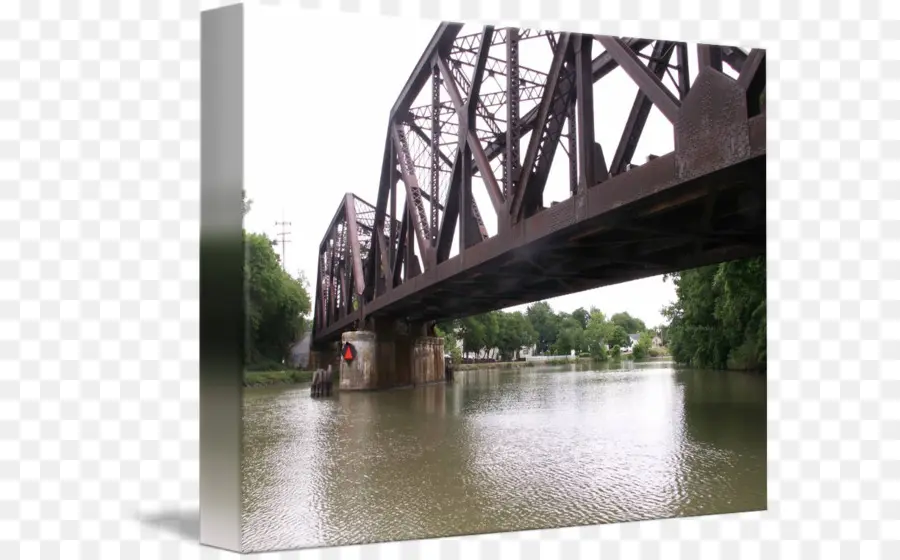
596 36 681 124
392 203 408 287
436 151 462 262
343 193 366 297
392 124 434 266
392 22 464 118
430 65 440 240
676 42 690 100
512 33 574 222
697 44 723 72
479 38 653 168
504 27 520 202
437 52 504 216
408 121 453 181
721 46 747 73
738 48 766 115
574 34 596 192
609 41 675 176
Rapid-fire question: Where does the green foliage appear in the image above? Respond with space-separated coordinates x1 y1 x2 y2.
244 369 314 387
606 325 631 349
661 256 766 371
610 312 646 335
570 307 589 330
553 315 585 355
632 331 653 359
434 300 661 364
245 231 311 365
525 301 559 354
434 324 464 364
458 313 492 356
583 308 608 360
494 311 537 361
242 190 312 368
610 345 621 359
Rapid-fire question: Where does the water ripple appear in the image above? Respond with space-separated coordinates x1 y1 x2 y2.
240 366 766 551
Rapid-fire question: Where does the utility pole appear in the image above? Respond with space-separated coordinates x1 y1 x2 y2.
274 219 291 271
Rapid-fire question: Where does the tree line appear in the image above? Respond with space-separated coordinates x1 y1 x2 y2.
434 254 766 373
661 255 765 372
435 303 664 363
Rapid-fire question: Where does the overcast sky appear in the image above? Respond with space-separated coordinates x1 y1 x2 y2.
243 8 736 328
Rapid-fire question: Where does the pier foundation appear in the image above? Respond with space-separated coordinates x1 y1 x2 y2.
335 324 445 391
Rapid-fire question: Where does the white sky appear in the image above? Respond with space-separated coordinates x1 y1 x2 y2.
244 8 739 328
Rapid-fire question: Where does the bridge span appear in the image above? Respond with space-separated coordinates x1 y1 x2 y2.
309 23 766 390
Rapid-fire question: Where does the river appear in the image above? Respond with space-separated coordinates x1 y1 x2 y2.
240 360 766 552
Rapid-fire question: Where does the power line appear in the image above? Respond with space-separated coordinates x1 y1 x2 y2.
274 220 292 271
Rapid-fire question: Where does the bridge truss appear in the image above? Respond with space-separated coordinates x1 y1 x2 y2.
313 23 766 345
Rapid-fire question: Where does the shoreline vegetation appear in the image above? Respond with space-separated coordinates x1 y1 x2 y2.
244 369 314 388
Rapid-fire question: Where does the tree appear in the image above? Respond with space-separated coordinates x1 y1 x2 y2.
242 190 312 368
458 314 488 356
610 312 646 335
584 308 609 360
526 301 560 354
244 231 311 365
435 324 463 364
570 307 589 330
553 315 585 355
495 311 537 361
606 325 631 349
610 345 621 359
661 256 766 371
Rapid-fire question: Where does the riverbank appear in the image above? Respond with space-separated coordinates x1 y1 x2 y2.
452 355 673 372
244 369 314 388
453 358 588 371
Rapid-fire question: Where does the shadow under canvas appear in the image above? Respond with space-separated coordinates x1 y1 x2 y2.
135 509 200 543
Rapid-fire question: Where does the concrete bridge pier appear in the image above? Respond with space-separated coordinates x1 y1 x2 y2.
339 330 377 390
335 322 445 391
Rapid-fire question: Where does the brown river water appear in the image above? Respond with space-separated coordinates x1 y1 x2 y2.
240 360 766 551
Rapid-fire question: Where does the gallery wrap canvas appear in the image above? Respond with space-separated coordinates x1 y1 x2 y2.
200 3 766 554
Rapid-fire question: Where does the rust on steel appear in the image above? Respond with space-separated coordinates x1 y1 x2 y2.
311 23 766 347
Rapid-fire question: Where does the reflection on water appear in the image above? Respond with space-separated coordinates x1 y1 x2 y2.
241 361 766 552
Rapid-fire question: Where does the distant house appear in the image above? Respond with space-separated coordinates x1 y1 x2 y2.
627 333 640 347
287 333 311 368
652 334 663 348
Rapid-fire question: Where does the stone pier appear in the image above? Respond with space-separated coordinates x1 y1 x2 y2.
331 323 445 391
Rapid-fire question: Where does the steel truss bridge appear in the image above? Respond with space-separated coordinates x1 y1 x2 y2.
312 22 766 346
